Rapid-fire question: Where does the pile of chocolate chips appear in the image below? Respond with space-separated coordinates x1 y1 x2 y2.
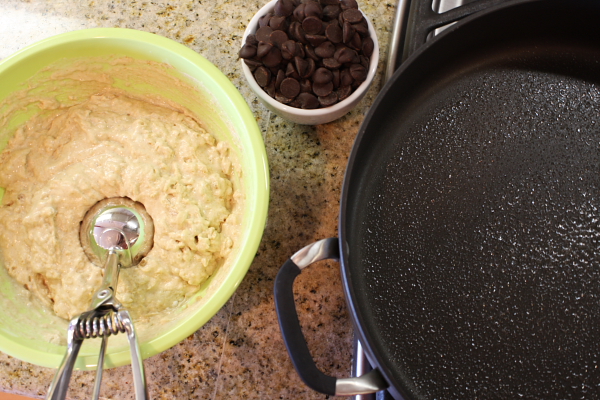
240 0 374 109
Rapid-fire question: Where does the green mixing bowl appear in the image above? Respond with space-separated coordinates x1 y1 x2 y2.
0 28 269 370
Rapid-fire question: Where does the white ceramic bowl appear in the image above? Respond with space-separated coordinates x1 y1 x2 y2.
241 0 379 125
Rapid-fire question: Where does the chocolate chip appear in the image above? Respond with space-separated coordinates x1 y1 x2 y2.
300 79 312 93
274 0 294 17
362 36 374 58
243 58 262 71
239 43 257 59
263 47 282 67
340 68 353 86
326 19 340 28
342 8 363 23
360 54 370 68
302 16 323 35
254 66 271 87
256 42 272 58
353 20 369 36
305 44 319 61
315 41 335 58
280 77 301 98
332 69 340 88
304 1 323 18
275 92 293 104
245 34 258 46
275 69 286 89
335 46 357 64
297 92 320 109
269 15 288 31
298 57 316 78
340 0 359 10
342 21 355 44
294 57 307 77
256 26 273 43
293 3 306 21
325 23 343 44
270 30 289 47
349 32 362 51
337 85 352 101
295 42 306 58
319 92 338 107
349 63 367 82
305 34 327 47
289 21 307 44
265 80 276 97
338 11 345 27
313 81 334 97
259 13 273 28
313 67 333 84
322 57 341 69
323 4 342 20
286 62 300 80
281 40 297 60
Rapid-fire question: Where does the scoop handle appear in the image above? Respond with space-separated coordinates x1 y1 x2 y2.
46 320 84 400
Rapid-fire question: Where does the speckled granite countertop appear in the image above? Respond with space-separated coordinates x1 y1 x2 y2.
0 1 395 398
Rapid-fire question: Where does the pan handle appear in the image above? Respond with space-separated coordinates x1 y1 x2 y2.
274 238 389 396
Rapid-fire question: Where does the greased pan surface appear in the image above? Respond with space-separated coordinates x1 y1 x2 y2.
341 1 600 398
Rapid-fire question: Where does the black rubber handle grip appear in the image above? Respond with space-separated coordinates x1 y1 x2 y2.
274 258 337 395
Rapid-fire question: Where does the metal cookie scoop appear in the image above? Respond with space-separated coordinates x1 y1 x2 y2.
47 198 154 400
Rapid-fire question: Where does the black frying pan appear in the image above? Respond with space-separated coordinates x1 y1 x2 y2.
275 0 600 398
